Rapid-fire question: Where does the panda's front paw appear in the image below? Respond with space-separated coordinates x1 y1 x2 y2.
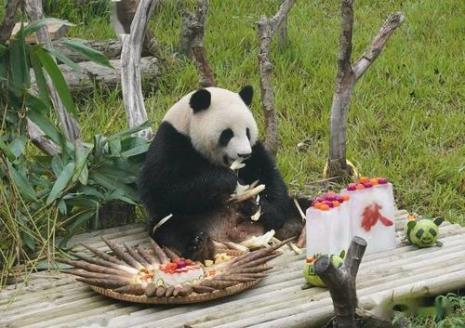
237 198 260 219
186 231 214 262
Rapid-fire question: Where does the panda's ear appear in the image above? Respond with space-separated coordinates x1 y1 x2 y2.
239 85 253 106
190 89 211 113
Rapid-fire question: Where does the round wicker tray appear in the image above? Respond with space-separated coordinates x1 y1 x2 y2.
90 279 262 304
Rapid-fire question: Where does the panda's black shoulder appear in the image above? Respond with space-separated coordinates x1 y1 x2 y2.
144 121 204 164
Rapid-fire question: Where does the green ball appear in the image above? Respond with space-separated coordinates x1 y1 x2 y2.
303 255 344 287
406 218 441 248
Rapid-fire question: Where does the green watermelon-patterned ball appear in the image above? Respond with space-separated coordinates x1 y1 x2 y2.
303 254 344 287
405 215 443 248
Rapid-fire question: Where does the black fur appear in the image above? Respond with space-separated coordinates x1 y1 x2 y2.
239 85 253 106
189 89 211 113
238 142 291 231
219 128 234 147
139 122 237 258
139 122 302 260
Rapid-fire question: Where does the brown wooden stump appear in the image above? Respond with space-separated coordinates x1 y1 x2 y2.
315 236 367 328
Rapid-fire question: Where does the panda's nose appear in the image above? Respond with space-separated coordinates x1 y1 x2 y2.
237 152 251 159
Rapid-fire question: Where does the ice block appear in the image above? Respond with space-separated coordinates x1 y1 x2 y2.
305 192 351 256
341 177 397 254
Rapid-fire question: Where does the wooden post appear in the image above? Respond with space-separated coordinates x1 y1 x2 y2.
111 0 158 57
0 0 21 43
315 236 367 328
257 0 295 157
119 0 159 139
327 0 404 178
179 0 215 88
25 0 81 143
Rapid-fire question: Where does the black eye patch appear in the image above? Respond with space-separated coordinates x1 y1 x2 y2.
429 228 437 237
219 128 234 147
246 128 251 141
415 228 424 239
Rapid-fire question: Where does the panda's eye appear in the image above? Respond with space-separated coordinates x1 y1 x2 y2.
246 128 251 141
219 128 234 147
429 228 437 237
415 228 424 239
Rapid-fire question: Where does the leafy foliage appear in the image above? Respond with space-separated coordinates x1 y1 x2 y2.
392 293 465 328
0 21 149 280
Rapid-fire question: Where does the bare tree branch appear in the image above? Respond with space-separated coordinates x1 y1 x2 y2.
179 0 215 88
0 0 21 43
27 120 61 156
120 0 158 139
315 237 367 328
353 12 404 81
25 0 81 143
257 0 295 156
327 0 404 178
111 0 159 57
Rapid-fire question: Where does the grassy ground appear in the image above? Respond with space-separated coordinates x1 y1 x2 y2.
48 0 465 224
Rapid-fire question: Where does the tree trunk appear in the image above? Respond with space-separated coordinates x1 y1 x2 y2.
326 0 404 179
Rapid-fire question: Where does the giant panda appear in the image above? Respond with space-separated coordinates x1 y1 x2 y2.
139 86 304 260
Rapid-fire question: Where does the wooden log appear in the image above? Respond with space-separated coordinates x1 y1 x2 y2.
30 56 160 95
52 38 123 63
315 236 367 328
52 38 160 63
10 20 69 44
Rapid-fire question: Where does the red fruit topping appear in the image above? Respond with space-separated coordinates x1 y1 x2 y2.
363 182 373 188
335 195 344 202
161 262 178 273
315 196 325 203
176 260 186 268
347 183 357 191
355 184 365 190
323 200 334 208
378 177 388 184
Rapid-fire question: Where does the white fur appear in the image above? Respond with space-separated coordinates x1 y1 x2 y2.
163 87 258 166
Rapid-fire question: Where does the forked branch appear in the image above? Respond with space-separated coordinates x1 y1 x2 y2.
315 237 367 328
257 0 295 156
327 0 404 178
353 12 404 81
180 0 215 88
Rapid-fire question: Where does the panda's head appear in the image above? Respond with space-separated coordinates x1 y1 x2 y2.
164 86 258 167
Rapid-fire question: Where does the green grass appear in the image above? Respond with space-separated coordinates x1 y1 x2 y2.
45 0 465 224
